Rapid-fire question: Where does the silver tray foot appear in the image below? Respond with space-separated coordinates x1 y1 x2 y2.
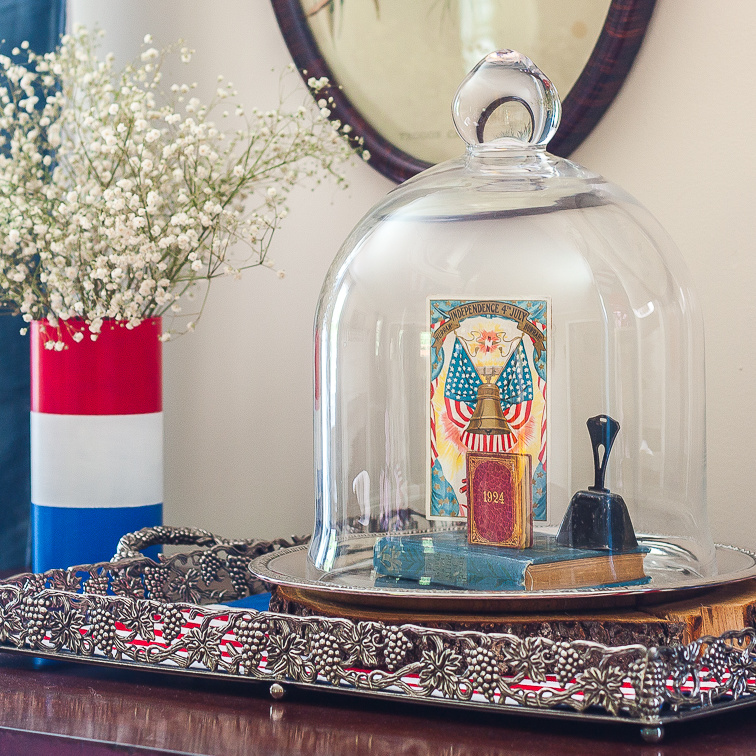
269 682 286 701
640 725 664 743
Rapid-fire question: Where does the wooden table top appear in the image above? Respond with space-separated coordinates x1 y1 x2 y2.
0 651 755 755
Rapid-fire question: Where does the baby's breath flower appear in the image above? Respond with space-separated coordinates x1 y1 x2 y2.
0 25 356 341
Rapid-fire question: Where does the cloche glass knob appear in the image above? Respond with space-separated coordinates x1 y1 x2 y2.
452 50 561 150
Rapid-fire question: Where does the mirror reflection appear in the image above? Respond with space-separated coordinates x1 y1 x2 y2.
304 0 612 163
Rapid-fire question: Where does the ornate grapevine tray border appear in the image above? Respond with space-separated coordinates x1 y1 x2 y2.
0 527 755 743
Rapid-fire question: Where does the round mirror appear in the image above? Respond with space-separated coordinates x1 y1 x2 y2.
272 0 656 182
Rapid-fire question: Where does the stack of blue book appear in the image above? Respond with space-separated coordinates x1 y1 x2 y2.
373 531 649 591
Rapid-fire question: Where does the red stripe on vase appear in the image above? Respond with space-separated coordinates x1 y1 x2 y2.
31 318 163 415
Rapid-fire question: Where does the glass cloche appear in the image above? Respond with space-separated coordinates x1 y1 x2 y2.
304 50 722 599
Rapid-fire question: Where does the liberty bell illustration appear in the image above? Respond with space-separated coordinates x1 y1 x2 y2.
465 364 512 436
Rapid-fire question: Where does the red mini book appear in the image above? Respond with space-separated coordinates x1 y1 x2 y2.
466 452 533 548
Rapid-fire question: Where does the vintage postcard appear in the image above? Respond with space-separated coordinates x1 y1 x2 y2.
428 298 548 522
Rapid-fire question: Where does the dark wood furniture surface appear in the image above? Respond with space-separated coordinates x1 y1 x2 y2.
0 651 754 756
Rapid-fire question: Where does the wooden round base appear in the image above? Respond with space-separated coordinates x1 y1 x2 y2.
271 579 756 647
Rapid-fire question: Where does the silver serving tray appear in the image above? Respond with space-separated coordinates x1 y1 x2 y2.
250 537 756 611
2 526 756 745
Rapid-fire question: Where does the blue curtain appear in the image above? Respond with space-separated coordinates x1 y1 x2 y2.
0 0 66 571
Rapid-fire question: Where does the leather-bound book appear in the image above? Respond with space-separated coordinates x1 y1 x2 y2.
466 451 533 549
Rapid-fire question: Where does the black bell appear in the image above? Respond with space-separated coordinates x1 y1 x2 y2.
556 415 638 553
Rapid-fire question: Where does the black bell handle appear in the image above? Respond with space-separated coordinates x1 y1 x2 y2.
587 414 620 492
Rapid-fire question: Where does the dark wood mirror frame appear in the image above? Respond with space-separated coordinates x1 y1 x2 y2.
272 0 656 184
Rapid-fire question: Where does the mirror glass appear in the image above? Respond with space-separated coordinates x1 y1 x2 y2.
304 0 612 164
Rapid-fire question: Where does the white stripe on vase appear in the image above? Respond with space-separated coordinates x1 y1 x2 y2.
31 411 163 508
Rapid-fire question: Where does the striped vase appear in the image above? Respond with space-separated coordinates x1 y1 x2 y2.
31 318 163 572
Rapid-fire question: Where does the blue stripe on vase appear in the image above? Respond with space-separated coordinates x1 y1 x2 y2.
32 502 163 572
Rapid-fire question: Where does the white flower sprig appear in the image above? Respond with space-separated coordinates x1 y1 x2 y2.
0 26 357 344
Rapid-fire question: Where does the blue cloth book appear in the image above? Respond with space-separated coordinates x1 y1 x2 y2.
373 531 649 591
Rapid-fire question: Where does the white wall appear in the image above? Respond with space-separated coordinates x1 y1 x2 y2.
69 0 756 548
